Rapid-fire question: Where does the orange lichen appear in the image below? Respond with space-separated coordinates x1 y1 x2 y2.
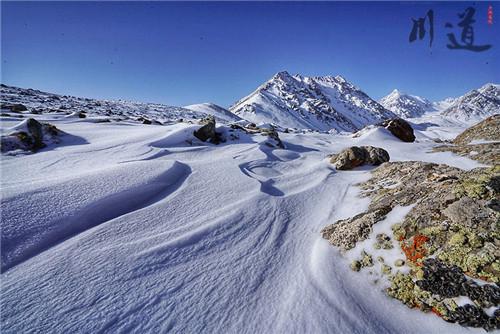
431 307 442 317
401 234 429 265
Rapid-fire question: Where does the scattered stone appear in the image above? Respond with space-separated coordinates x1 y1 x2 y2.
381 118 416 142
394 259 405 267
360 250 374 267
350 260 361 272
329 146 390 170
381 264 392 275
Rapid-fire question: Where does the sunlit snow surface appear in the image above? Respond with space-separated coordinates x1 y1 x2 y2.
0 113 486 333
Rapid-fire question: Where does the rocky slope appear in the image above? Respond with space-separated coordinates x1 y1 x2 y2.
0 84 224 124
379 89 435 118
442 83 500 122
433 115 500 165
229 71 396 132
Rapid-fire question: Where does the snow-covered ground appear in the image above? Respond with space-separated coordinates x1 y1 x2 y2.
0 112 486 333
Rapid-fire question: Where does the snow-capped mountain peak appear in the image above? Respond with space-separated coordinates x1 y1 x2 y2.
230 72 395 132
379 89 434 118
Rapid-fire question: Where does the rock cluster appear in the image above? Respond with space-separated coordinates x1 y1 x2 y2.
329 146 390 170
229 123 285 149
381 118 416 142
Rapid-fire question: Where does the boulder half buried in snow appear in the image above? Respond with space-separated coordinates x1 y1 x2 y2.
193 116 223 144
330 146 389 170
1 118 62 153
381 118 416 142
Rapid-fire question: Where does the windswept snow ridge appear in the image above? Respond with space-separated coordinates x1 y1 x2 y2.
184 103 242 123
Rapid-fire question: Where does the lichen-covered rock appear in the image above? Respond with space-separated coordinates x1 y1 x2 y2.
329 146 389 170
381 118 416 142
322 160 500 330
321 206 392 250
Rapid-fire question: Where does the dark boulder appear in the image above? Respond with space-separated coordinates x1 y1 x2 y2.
193 116 222 144
330 146 390 170
2 104 28 113
381 118 416 142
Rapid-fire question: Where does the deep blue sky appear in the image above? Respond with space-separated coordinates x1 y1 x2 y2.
2 1 499 107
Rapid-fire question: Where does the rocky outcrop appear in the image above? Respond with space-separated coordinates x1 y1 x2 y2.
321 161 500 330
433 115 500 165
229 123 285 149
381 118 416 142
329 146 389 170
1 118 61 153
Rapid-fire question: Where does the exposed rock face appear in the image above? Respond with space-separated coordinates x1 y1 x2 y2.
329 146 390 170
433 115 500 165
321 161 500 330
381 118 416 142
1 118 61 153
193 116 223 144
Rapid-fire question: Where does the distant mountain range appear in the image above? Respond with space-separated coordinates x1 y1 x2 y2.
440 83 500 122
379 83 499 123
1 76 499 132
